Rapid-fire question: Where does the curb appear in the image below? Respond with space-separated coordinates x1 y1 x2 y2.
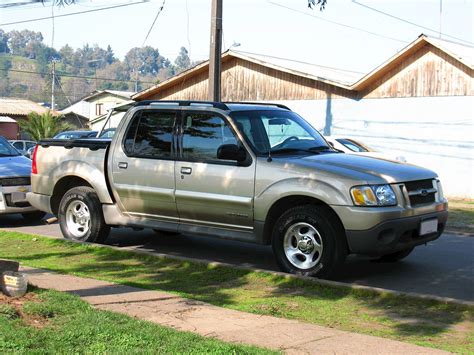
8 229 473 308
445 229 474 237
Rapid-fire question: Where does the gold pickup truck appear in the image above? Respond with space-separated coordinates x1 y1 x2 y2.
27 101 448 278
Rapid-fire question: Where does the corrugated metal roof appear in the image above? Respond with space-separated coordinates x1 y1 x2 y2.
231 50 365 85
0 116 17 123
424 36 473 68
0 98 51 116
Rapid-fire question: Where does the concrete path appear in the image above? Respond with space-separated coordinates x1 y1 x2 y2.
22 267 447 354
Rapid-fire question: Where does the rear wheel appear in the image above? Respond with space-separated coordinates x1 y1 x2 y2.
21 211 46 222
377 247 414 262
58 186 110 243
272 205 346 278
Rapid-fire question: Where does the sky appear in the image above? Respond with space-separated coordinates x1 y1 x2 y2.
0 0 472 74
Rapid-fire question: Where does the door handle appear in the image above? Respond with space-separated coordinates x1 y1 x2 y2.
118 162 128 169
180 167 192 175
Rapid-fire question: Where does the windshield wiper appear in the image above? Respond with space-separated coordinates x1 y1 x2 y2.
307 146 331 152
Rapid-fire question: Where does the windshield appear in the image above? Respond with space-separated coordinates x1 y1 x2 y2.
0 136 21 157
229 110 330 155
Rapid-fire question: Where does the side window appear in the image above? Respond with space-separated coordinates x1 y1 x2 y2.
26 142 36 149
182 113 238 162
12 142 23 150
124 110 175 159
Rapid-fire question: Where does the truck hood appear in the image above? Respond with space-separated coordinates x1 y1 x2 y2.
0 155 32 178
289 152 436 184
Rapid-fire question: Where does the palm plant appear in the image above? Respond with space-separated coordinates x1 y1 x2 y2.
19 111 70 141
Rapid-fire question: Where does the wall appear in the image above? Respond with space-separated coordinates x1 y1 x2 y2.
279 96 474 198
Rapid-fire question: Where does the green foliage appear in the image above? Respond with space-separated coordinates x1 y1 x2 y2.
0 305 18 320
18 111 71 140
0 231 472 353
0 289 273 354
175 46 192 74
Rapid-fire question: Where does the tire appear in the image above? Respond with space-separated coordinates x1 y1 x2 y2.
21 211 46 222
377 247 414 262
58 186 110 243
272 205 346 279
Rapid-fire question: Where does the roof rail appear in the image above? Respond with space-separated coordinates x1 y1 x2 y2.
134 100 229 110
224 102 292 111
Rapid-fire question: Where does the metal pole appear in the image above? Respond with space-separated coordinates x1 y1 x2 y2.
439 0 442 39
208 0 222 102
51 60 56 111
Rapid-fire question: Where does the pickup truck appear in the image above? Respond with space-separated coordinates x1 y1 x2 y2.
27 101 448 278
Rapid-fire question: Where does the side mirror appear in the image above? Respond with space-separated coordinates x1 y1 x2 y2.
217 144 247 162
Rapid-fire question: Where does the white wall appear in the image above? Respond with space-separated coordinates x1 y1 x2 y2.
278 96 474 198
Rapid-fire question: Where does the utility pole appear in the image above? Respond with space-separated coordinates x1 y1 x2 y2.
51 58 60 111
208 0 222 102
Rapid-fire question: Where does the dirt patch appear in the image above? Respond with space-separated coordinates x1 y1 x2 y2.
0 292 49 328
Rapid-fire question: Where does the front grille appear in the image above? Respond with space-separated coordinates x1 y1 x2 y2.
0 177 31 186
403 179 436 206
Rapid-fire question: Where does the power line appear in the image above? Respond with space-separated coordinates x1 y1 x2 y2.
54 73 84 127
267 1 409 44
142 0 166 47
352 0 474 46
0 1 149 26
0 67 157 84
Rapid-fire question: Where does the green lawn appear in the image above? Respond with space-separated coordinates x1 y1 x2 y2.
0 231 472 353
447 198 474 234
0 287 273 354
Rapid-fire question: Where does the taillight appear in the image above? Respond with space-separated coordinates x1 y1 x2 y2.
32 145 39 174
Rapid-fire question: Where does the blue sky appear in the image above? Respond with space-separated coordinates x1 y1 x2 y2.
0 0 472 73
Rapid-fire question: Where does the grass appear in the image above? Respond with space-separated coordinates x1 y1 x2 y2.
0 287 273 354
0 231 472 353
447 198 474 234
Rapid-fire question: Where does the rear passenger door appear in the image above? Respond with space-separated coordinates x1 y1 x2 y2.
175 111 255 230
110 109 179 222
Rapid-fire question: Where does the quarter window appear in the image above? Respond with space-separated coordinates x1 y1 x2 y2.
124 111 175 159
182 113 238 162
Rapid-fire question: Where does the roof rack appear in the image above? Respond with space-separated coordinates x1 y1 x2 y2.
224 102 291 111
134 100 229 110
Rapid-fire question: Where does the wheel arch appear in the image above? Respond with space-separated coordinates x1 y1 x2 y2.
261 195 347 248
50 176 92 215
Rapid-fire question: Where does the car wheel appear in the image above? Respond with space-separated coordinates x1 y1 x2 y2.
272 205 346 278
58 186 110 243
377 247 414 262
21 211 46 222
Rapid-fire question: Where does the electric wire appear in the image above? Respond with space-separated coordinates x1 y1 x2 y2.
267 1 409 44
0 1 149 26
352 0 474 46
141 0 166 47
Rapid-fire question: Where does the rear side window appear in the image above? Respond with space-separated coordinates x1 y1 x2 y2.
124 110 176 159
182 113 238 162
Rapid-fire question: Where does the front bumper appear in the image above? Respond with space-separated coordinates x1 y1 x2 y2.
0 185 37 215
345 210 448 256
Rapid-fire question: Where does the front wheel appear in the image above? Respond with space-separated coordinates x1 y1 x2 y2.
58 186 110 243
272 205 346 278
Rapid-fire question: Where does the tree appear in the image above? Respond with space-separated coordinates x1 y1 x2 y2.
174 47 191 74
308 0 327 10
105 45 116 65
7 30 43 57
0 30 9 53
19 111 71 140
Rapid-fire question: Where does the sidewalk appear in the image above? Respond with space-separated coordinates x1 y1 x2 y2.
22 267 447 354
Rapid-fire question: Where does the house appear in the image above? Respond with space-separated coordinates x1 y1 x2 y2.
60 90 135 130
132 34 473 198
0 97 54 139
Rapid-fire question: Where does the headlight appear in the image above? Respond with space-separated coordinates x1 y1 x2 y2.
351 184 397 206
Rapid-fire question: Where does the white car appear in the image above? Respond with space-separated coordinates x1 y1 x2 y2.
324 136 407 163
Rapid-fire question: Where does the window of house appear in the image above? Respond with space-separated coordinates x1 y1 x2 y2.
95 103 104 116
182 113 237 162
124 111 175 159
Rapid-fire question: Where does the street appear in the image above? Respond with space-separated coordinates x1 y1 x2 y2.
1 214 473 302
